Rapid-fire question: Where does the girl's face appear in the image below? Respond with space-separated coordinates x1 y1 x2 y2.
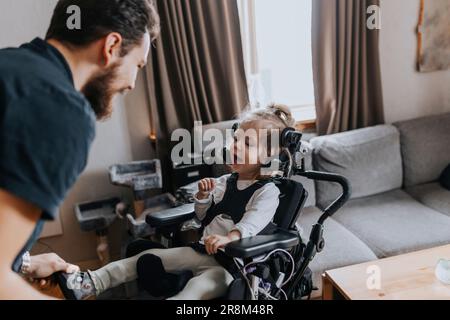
229 120 280 176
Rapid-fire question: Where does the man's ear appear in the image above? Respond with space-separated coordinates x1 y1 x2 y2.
102 32 123 66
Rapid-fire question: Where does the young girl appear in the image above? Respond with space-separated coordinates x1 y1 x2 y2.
61 104 296 300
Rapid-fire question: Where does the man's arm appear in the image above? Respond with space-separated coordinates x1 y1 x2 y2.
28 253 79 280
0 189 53 299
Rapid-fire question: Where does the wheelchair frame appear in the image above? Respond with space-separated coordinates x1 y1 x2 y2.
145 129 352 300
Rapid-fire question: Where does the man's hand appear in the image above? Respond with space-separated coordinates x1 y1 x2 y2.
28 253 79 279
204 231 241 255
196 178 216 200
0 189 56 299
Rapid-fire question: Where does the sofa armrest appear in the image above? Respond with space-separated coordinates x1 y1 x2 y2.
224 230 299 259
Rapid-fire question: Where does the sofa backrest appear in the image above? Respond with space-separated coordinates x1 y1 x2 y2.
394 113 450 187
311 125 403 209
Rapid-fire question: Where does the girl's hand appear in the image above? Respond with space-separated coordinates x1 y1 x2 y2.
204 231 241 255
204 235 231 255
196 178 216 200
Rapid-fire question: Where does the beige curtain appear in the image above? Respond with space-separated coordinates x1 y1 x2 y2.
312 0 385 135
144 0 248 190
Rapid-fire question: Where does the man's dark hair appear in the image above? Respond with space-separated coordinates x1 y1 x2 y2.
46 0 160 56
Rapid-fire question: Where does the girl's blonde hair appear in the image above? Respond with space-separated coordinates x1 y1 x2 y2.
240 103 296 130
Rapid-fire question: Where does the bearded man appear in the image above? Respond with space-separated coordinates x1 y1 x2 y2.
0 0 160 299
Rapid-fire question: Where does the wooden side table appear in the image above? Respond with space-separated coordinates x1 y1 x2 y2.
321 245 450 300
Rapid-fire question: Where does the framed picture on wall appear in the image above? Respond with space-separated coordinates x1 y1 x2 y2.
418 0 450 72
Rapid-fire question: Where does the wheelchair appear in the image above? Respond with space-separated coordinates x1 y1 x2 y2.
127 128 351 300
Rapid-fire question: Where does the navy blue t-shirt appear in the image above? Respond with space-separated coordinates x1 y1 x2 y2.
0 38 96 271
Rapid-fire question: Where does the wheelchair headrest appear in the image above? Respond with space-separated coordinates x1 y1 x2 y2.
281 127 303 154
231 123 302 150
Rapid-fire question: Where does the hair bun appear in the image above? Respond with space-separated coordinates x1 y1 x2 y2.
268 104 296 127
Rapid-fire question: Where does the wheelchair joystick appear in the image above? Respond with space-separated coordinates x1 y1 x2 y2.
310 224 325 253
318 239 325 252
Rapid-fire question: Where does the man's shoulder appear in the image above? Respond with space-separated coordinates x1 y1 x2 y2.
9 85 95 130
2 86 96 149
0 45 54 80
0 45 85 103
0 46 95 128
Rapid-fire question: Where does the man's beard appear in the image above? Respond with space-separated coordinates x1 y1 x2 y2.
81 62 122 121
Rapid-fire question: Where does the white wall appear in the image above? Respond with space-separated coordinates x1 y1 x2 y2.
0 0 155 263
380 0 450 123
0 0 57 47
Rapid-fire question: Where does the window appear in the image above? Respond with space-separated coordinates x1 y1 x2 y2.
238 0 315 122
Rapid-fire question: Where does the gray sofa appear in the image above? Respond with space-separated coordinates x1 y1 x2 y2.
296 112 450 297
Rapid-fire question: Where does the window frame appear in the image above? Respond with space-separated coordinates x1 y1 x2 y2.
237 0 316 124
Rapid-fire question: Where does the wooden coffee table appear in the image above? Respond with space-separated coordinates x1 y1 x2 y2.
322 245 450 300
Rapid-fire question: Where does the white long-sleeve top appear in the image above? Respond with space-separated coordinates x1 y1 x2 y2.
195 174 280 241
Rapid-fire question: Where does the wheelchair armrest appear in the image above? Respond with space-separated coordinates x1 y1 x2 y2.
224 229 299 259
145 203 195 228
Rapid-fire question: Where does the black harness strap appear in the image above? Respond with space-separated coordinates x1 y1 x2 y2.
191 173 278 275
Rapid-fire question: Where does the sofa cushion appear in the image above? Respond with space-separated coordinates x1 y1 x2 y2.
311 125 403 209
298 207 377 298
440 165 450 190
406 182 450 217
394 113 450 187
333 189 450 258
